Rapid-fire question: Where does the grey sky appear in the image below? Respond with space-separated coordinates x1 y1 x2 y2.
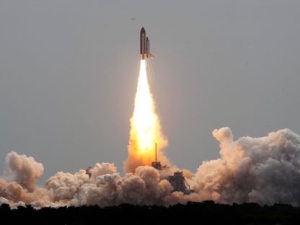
1 1 300 184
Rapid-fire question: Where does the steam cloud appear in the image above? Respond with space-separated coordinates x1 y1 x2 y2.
194 127 300 206
1 127 300 208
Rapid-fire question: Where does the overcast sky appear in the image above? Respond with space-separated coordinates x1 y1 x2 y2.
1 1 300 184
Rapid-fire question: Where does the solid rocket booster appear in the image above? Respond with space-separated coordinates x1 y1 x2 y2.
140 27 154 60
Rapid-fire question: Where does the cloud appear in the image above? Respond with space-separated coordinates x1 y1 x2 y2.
194 127 300 206
1 127 300 208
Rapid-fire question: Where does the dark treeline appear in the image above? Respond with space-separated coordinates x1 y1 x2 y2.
1 201 300 225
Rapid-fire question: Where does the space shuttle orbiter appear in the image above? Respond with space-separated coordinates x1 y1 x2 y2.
140 27 154 60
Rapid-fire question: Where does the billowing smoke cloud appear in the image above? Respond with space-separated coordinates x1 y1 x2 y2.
0 151 51 208
194 127 300 207
0 151 196 208
5 151 44 192
1 127 300 208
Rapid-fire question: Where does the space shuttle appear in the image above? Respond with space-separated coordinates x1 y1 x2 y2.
140 27 154 60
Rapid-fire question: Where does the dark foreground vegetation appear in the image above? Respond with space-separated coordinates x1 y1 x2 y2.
1 201 300 225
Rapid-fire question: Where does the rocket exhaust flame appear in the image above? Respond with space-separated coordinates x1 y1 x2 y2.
123 60 168 173
132 60 155 151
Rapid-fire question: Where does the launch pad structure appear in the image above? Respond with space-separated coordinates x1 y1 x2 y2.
168 171 194 195
151 143 165 170
151 143 194 195
86 142 194 195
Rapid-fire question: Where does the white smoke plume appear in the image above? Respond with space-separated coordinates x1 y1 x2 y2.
194 127 300 207
4 151 44 192
1 127 300 208
0 151 52 208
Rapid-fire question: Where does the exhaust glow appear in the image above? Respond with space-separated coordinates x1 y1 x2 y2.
133 60 155 151
124 60 168 173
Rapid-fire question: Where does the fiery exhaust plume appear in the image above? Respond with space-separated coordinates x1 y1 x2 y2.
124 60 168 173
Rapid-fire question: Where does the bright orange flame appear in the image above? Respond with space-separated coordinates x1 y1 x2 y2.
124 60 168 173
133 60 156 151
